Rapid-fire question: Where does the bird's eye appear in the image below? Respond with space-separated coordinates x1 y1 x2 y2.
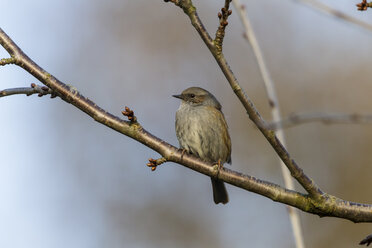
190 94 195 98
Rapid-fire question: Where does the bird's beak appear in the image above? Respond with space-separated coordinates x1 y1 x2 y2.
172 94 183 100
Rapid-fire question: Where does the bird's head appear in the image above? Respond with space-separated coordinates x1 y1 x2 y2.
172 87 221 109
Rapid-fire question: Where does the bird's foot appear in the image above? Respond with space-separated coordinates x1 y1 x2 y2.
179 148 187 161
213 159 222 179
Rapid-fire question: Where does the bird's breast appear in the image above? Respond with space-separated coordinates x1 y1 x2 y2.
175 105 231 164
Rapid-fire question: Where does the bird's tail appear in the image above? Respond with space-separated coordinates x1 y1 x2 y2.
211 178 229 204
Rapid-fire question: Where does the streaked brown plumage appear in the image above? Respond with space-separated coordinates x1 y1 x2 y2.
173 87 231 204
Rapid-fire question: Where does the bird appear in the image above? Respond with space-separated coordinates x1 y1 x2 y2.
173 87 231 204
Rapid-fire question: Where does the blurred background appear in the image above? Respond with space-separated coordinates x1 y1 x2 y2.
1 0 372 247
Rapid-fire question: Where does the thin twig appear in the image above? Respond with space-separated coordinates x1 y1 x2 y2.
0 83 54 98
295 0 372 31
0 57 16 66
268 112 372 130
214 0 232 55
232 1 304 247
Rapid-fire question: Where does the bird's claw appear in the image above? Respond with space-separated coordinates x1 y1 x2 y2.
179 148 188 161
213 159 223 179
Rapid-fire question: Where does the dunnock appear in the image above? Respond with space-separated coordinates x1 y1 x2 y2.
173 87 231 204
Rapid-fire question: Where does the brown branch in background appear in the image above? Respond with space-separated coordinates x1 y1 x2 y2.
1 22 372 221
232 1 305 247
267 112 372 130
294 0 372 31
0 83 54 98
166 0 323 199
357 0 372 11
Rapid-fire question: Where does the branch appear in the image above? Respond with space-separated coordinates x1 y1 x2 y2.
294 0 372 31
214 0 232 55
0 83 54 98
1 26 372 221
268 112 372 130
166 0 322 198
232 1 304 247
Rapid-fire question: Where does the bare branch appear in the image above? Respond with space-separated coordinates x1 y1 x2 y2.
0 83 54 98
214 0 232 55
295 0 372 31
268 112 372 130
232 1 304 247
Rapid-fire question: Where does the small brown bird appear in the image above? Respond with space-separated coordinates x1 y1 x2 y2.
173 87 231 204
